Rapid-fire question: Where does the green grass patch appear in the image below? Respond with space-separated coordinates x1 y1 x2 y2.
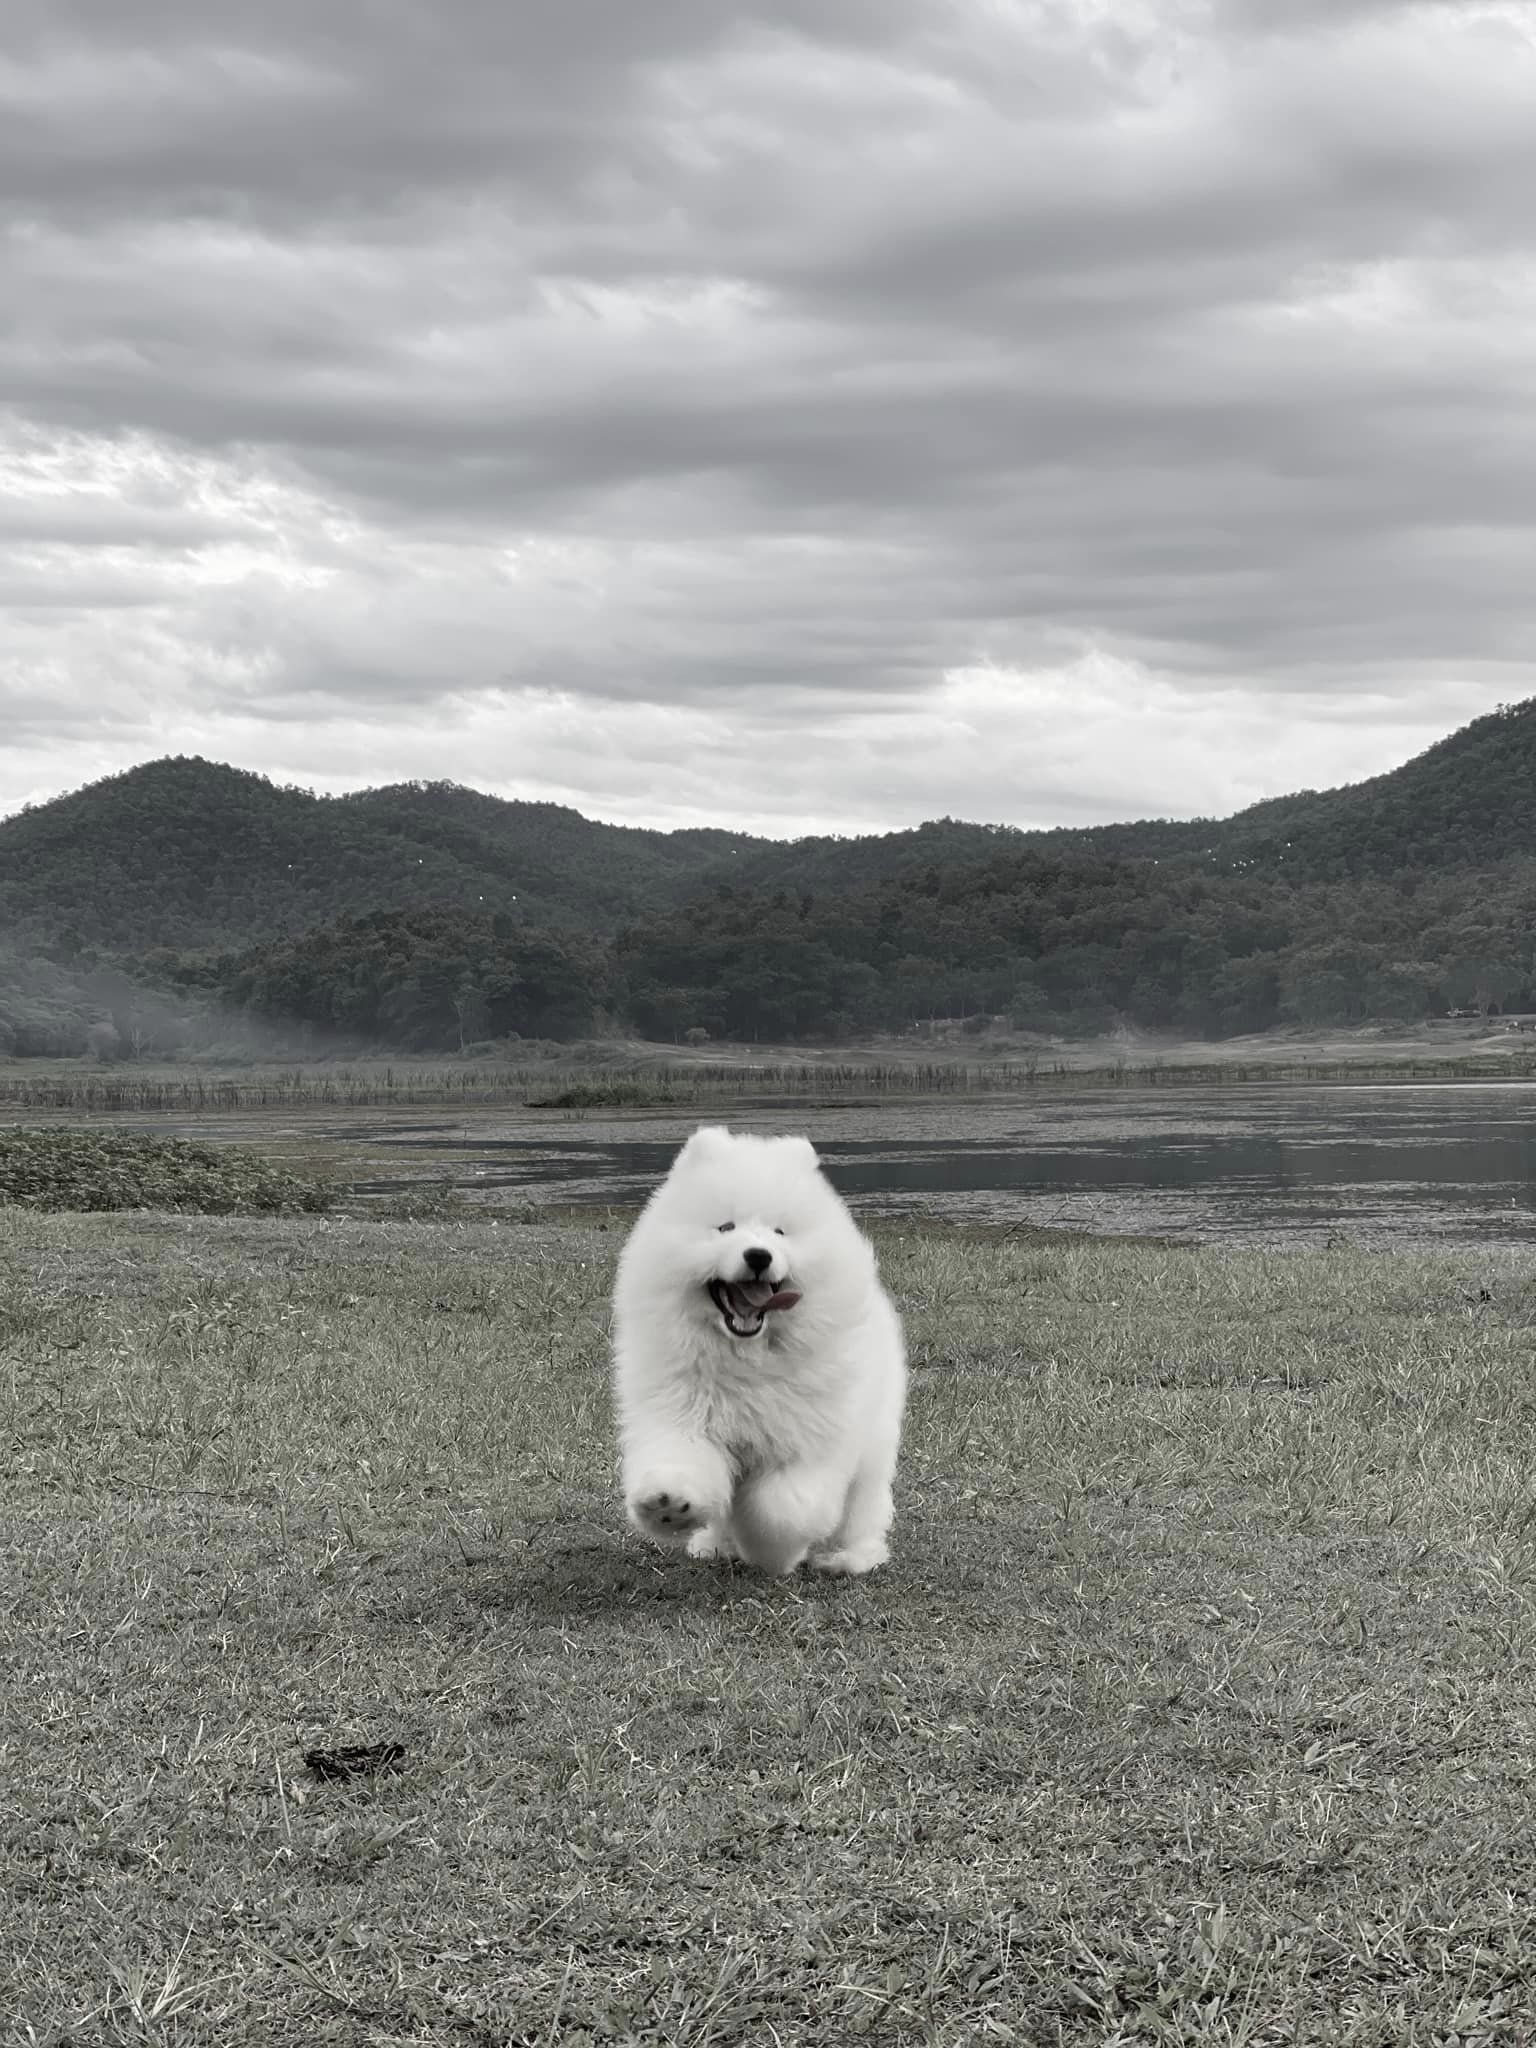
0 1127 334 1215
6 1210 1536 2041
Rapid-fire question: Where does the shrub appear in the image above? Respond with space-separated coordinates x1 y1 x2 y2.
523 1081 681 1109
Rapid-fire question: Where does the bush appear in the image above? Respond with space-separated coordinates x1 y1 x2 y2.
523 1080 681 1109
0 1129 334 1214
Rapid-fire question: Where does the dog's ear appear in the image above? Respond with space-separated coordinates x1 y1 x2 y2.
779 1135 819 1167
681 1124 733 1159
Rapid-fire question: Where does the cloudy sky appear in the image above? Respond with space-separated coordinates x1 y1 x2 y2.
3 0 1534 838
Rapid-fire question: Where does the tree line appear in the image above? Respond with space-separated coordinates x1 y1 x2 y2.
7 850 1536 1057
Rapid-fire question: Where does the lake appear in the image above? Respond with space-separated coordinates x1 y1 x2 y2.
322 1082 1536 1250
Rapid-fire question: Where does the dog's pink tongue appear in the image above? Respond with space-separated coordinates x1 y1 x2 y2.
736 1281 801 1314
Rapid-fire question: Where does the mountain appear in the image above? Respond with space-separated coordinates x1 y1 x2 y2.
0 756 757 951
1041 697 1536 879
688 698 1536 897
4 700 1536 1054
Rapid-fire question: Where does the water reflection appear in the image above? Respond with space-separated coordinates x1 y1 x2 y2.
333 1082 1536 1249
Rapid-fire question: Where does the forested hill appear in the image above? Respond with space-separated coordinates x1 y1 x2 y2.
4 700 1536 1054
707 699 1536 894
5 701 1534 950
1023 699 1536 879
0 757 756 950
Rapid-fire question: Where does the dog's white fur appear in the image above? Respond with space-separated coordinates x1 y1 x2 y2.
611 1125 906 1575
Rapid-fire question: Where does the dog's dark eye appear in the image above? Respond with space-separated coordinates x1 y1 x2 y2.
717 1221 734 1233
773 1227 786 1236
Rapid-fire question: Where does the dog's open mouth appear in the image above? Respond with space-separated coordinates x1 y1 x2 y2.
707 1277 802 1339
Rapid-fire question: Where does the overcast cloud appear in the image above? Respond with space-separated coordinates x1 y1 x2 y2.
2 0 1534 834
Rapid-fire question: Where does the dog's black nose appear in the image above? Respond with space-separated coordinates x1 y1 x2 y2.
743 1246 773 1276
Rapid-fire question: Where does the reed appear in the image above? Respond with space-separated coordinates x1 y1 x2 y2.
1 1047 1533 1112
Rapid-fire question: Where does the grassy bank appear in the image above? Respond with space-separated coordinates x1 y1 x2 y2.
6 1209 1536 2043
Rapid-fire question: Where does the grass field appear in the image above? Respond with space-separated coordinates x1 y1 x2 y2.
7 1203 1536 2044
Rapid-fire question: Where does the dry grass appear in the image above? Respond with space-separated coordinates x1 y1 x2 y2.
5 1026 1536 1117
6 1207 1536 2042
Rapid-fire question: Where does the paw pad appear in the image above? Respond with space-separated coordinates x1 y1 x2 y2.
632 1488 707 1536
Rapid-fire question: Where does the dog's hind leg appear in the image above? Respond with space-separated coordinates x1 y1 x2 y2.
731 1463 844 1576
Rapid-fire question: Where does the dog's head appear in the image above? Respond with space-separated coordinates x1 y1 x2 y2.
632 1125 863 1342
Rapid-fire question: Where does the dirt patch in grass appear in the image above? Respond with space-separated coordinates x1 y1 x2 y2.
6 1210 1536 2042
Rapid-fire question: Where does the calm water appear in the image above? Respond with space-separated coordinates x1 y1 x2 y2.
330 1083 1536 1250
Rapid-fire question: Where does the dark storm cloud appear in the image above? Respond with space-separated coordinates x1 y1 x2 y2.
2 0 1534 829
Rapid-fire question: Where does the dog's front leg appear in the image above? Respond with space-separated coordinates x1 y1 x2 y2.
623 1433 734 1548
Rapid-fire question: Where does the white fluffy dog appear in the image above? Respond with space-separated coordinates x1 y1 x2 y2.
611 1125 906 1576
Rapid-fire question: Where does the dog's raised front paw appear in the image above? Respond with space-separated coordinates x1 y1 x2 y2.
628 1486 710 1541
